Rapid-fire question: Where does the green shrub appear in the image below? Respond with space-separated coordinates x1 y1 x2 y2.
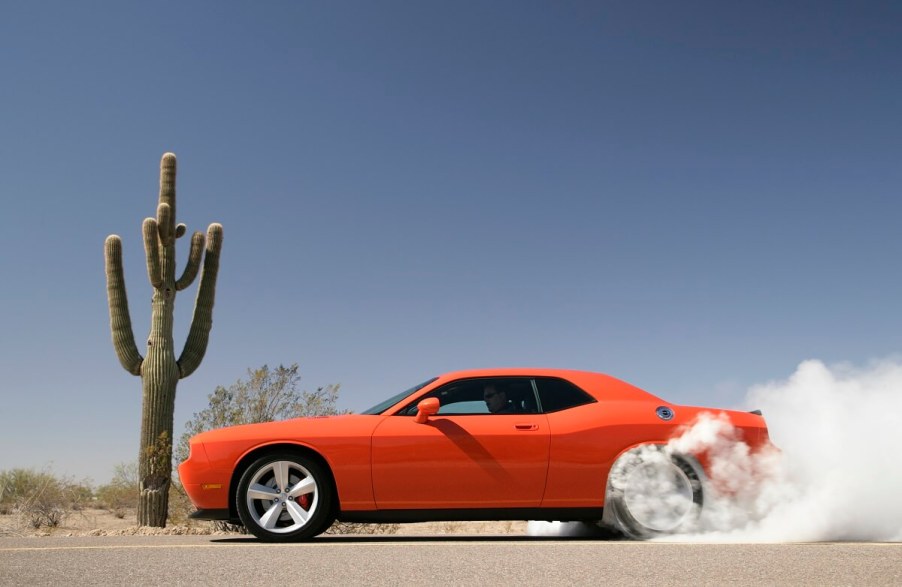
94 462 139 518
94 486 134 518
0 468 90 528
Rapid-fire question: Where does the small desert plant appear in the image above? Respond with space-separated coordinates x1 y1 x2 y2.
0 468 89 529
66 481 94 512
95 462 139 518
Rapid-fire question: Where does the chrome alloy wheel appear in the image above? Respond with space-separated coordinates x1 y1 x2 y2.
243 459 319 534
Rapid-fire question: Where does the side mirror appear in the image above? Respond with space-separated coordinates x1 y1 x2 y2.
414 397 440 424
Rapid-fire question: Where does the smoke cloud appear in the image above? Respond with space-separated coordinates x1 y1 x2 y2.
529 358 902 542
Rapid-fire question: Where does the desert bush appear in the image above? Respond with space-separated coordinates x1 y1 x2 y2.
95 462 139 518
67 482 94 511
0 468 90 528
175 364 345 466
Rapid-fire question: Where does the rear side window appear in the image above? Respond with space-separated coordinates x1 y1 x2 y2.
535 377 595 413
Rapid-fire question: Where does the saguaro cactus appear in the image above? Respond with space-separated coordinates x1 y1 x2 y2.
104 153 223 527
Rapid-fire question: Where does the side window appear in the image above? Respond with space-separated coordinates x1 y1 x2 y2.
398 379 488 415
534 377 595 413
398 377 538 415
435 379 489 415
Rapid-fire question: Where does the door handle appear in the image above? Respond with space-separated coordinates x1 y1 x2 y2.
515 423 538 431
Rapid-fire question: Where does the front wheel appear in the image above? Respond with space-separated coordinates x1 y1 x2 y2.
236 452 334 542
604 447 703 540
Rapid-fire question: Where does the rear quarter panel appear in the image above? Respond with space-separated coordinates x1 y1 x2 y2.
541 371 770 506
542 400 685 507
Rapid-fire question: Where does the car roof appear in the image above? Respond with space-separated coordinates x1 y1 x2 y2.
431 368 664 402
436 367 598 379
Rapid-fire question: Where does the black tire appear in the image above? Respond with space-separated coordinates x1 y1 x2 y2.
604 447 703 540
236 452 334 542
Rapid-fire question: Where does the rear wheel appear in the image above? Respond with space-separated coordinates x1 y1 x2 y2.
605 447 703 539
236 452 333 542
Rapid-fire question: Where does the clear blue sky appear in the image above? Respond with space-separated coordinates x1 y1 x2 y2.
1 1 900 484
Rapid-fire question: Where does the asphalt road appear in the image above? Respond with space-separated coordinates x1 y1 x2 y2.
1 535 900 586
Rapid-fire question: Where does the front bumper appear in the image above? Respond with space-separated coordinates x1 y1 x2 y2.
178 441 232 511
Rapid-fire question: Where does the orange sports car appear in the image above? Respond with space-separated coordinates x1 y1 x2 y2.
178 368 769 541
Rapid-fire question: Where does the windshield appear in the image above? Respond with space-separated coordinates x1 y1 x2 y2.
361 377 438 415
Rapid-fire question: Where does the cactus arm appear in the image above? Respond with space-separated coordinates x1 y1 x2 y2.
175 231 205 291
142 218 163 289
177 223 223 378
157 202 172 245
175 223 187 239
104 235 144 376
159 153 177 231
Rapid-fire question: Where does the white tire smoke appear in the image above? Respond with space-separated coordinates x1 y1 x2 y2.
529 358 902 542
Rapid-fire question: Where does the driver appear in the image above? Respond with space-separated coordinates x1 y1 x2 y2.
483 383 517 414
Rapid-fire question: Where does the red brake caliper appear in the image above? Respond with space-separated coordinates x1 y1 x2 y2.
299 494 311 509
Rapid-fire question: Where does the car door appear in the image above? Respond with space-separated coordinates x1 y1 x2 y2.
370 377 550 509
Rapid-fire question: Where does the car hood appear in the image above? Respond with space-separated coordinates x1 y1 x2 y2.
190 414 383 444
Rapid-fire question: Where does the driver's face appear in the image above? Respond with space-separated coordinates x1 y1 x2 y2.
484 386 505 413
